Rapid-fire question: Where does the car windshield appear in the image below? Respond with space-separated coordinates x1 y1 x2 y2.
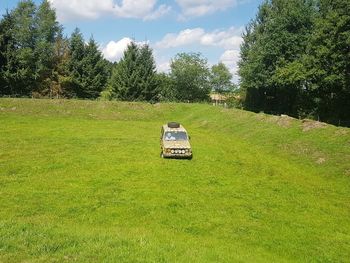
164 131 188 141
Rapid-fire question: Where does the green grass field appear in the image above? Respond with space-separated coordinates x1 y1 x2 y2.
0 98 350 262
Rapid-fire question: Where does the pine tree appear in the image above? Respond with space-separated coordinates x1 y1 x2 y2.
52 29 70 97
81 37 108 99
67 28 85 97
34 0 60 96
7 0 37 96
109 42 137 100
0 11 16 95
137 44 158 101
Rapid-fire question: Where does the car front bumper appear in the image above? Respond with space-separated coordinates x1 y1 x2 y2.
162 152 192 159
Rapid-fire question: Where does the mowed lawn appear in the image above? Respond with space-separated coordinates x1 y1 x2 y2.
0 98 350 262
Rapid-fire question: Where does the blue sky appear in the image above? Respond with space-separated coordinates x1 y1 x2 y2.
1 0 262 82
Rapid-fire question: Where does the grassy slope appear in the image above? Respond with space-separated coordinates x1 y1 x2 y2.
0 98 349 262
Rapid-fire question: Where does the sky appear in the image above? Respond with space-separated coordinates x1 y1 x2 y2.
0 0 263 83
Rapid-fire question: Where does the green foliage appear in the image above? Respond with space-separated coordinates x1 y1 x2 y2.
170 52 211 102
2 1 224 104
66 28 86 97
3 0 37 96
0 12 17 95
239 0 316 115
109 42 140 100
99 85 114 101
0 1 110 99
65 30 109 99
156 72 175 101
33 0 60 96
52 31 71 97
210 62 235 93
239 0 350 125
109 42 158 101
81 37 109 99
136 44 158 101
303 0 350 123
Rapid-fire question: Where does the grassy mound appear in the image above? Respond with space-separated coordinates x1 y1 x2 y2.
0 98 349 262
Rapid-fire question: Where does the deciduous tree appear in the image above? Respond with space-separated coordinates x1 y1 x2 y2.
170 52 210 102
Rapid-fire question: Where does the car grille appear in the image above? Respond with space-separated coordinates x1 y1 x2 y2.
170 149 188 154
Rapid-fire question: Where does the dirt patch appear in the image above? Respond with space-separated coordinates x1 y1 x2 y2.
265 114 293 128
199 120 209 128
281 141 328 165
335 129 349 136
302 119 327 132
255 113 266 121
315 157 326 164
276 115 294 127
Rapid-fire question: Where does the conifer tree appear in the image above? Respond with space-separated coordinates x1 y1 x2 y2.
81 37 108 99
0 11 16 95
9 0 37 96
137 44 158 101
109 42 158 101
34 0 60 96
67 28 85 97
52 29 70 97
109 42 139 100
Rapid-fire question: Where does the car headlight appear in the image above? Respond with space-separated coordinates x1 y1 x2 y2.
181 150 185 154
171 149 175 154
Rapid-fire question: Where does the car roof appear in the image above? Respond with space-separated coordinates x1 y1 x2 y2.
162 124 187 132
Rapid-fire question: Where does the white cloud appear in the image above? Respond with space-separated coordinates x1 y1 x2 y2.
157 61 171 73
156 28 205 48
102 27 243 83
155 27 243 83
102 38 133 62
144 4 172 21
48 0 170 22
200 28 243 49
220 49 240 82
176 0 239 18
102 38 147 62
156 27 243 49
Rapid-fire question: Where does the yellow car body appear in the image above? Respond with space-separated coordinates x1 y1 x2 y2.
160 123 192 159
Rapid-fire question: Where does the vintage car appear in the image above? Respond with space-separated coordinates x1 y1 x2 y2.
160 122 192 159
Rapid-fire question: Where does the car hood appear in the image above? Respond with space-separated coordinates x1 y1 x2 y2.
163 140 191 149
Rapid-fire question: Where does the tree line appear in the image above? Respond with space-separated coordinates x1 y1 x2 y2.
239 0 350 125
0 0 234 102
0 0 111 99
